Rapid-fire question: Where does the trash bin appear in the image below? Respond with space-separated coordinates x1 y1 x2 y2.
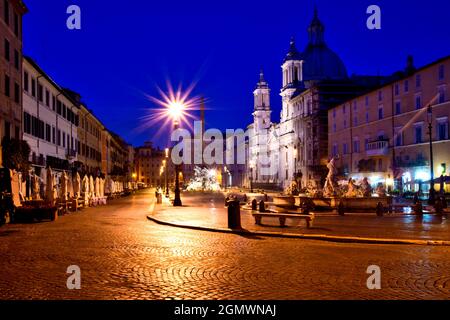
227 200 241 229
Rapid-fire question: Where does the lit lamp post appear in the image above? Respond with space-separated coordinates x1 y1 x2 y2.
162 160 169 198
167 102 184 207
427 104 436 205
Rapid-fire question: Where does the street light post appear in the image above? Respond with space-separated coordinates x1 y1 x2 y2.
427 105 436 205
173 120 182 207
165 148 169 197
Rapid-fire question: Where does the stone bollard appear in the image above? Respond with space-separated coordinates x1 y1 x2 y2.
227 200 241 229
251 199 257 211
376 202 384 217
259 200 266 213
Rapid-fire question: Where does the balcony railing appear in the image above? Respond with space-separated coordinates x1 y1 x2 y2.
366 140 389 157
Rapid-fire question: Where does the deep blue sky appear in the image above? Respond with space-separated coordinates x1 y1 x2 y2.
23 0 450 147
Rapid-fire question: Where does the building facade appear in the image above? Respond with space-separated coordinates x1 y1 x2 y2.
329 56 450 193
22 57 79 171
134 141 174 188
0 0 26 166
247 10 385 190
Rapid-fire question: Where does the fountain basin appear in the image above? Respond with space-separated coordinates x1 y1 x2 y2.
295 196 393 212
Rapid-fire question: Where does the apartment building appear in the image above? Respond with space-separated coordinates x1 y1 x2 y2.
22 57 79 171
0 0 26 165
328 56 450 193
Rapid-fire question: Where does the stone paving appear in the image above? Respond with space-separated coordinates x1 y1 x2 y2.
0 190 450 300
153 192 450 241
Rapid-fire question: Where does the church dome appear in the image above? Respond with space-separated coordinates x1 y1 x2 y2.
301 9 348 81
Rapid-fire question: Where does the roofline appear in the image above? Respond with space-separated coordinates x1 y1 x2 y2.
331 54 450 109
24 56 80 107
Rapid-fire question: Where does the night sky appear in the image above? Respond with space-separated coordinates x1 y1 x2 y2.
23 0 450 148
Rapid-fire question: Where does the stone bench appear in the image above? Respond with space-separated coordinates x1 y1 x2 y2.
252 212 314 228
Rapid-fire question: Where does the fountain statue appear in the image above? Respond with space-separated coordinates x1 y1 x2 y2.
375 182 387 197
345 178 358 198
284 180 299 196
360 177 373 197
323 158 338 197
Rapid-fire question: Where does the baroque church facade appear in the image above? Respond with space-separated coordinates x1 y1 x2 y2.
247 10 385 190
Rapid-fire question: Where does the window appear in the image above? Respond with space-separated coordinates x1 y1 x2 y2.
45 124 51 142
378 91 383 101
365 112 369 123
343 143 348 155
353 116 358 127
378 106 383 120
4 38 9 61
332 144 338 156
395 102 401 115
439 65 445 80
3 0 9 25
14 82 19 103
23 112 31 134
31 78 36 97
365 96 369 106
4 74 10 97
37 83 43 102
57 100 62 115
45 89 50 106
52 95 56 111
415 125 423 144
52 127 55 144
394 84 399 96
416 74 421 88
438 88 446 104
353 139 360 153
395 128 403 146
404 80 409 93
415 95 422 109
437 120 448 140
14 49 18 69
23 71 28 92
332 109 336 119
344 120 347 128
343 105 346 114
333 123 336 133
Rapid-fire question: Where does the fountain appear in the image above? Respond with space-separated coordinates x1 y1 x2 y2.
274 157 392 214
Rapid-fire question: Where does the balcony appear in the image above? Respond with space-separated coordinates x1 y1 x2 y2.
366 140 389 157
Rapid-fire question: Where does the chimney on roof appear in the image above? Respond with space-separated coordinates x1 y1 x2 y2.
405 55 416 75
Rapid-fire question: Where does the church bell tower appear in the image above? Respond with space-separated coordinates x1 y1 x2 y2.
253 69 271 133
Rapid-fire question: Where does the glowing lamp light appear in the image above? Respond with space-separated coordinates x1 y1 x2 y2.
167 101 185 121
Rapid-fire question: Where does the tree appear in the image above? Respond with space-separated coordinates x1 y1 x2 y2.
2 138 31 174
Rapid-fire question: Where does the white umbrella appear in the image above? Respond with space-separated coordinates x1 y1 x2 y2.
32 173 40 200
95 177 100 197
46 167 55 204
99 178 105 197
73 172 81 197
89 176 95 198
82 175 89 202
60 171 68 201
67 173 74 198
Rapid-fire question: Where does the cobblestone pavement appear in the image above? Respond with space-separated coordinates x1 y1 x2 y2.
154 192 450 241
1 190 450 300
